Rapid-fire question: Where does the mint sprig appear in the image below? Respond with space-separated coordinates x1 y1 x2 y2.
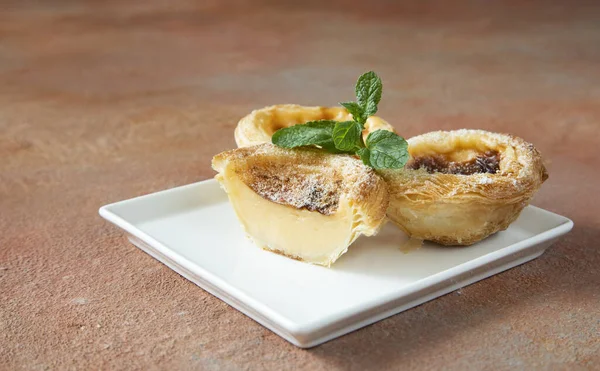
272 120 335 148
363 130 409 169
355 71 382 119
332 121 363 151
340 102 366 125
271 71 409 169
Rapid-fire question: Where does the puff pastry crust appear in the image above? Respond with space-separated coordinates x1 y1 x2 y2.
234 104 394 148
380 130 548 245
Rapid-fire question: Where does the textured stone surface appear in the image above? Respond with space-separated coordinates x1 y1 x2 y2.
1 1 599 370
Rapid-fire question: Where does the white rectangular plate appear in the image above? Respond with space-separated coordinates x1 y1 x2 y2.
99 179 573 348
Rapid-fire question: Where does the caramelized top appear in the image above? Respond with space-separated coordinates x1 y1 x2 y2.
407 150 500 175
245 164 342 215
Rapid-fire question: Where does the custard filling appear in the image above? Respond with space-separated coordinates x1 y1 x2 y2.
218 167 357 265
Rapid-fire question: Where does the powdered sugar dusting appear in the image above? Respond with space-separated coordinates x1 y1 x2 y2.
246 165 342 215
216 144 381 216
478 176 494 185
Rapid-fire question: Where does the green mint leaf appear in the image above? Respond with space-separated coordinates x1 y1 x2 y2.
357 148 371 166
272 71 407 170
365 130 409 169
319 140 345 154
332 121 362 151
272 120 336 149
355 71 382 118
340 102 366 125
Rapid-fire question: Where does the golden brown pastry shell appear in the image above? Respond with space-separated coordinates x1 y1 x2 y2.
379 130 548 245
234 104 394 148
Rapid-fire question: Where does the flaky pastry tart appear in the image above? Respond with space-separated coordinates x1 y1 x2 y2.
380 130 548 245
212 143 389 266
234 104 394 148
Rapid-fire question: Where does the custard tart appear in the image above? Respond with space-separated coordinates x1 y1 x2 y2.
212 143 389 266
379 130 548 245
234 104 394 148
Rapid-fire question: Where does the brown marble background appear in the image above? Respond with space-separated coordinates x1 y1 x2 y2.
1 1 599 370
